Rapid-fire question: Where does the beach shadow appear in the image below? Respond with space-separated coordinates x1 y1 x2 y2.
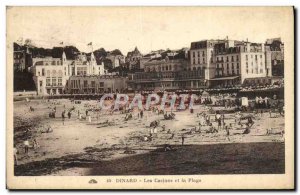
14 142 285 176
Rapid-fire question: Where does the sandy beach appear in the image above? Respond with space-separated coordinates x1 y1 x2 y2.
13 98 285 176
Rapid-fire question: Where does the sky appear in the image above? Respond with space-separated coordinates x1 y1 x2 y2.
7 6 293 55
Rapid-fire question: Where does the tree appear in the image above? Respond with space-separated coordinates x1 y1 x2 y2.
110 49 123 56
102 58 113 70
24 39 35 48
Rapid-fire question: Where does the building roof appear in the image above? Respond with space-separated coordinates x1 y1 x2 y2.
127 47 142 57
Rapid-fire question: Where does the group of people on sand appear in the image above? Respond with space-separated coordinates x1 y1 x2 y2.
14 138 40 166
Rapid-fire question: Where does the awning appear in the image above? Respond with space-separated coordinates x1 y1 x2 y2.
209 76 239 81
243 77 272 86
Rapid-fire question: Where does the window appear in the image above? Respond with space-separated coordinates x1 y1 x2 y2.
58 77 62 86
193 52 195 57
91 81 95 88
77 67 87 75
39 81 43 87
84 80 88 88
52 77 57 86
46 77 51 86
231 56 234 62
203 58 205 63
198 58 200 64
198 51 200 57
58 70 63 77
52 70 57 77
99 82 104 87
260 55 262 59
236 55 239 61
246 55 248 60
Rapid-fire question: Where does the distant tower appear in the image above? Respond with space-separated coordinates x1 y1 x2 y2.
62 51 67 63
91 52 96 66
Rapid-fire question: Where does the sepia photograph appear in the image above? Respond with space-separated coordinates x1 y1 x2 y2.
6 6 294 190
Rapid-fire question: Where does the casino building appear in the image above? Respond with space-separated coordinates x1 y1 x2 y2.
31 51 105 95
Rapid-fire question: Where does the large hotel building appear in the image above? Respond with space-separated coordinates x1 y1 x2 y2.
128 38 283 91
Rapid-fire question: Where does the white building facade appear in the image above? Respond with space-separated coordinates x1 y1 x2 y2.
31 51 105 95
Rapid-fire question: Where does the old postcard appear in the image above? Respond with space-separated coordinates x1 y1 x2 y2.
6 6 294 189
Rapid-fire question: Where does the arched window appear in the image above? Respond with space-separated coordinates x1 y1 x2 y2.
58 70 63 77
52 70 57 77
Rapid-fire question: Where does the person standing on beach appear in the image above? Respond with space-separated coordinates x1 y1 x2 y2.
225 125 230 141
24 140 29 154
216 113 221 130
62 111 65 125
221 114 225 129
14 145 18 165
181 134 185 146
140 110 143 118
68 111 71 119
33 139 40 149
